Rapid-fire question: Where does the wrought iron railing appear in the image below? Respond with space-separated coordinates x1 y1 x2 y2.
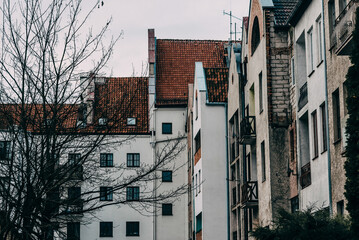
241 181 258 206
239 116 256 145
298 82 308 110
300 162 311 189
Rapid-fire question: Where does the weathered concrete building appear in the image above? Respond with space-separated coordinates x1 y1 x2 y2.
323 0 357 216
288 0 331 212
237 0 297 239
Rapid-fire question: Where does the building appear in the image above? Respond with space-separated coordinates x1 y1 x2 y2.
188 62 229 240
237 0 297 239
288 0 331 212
323 0 357 216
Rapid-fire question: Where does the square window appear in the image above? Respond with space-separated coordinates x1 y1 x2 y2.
126 187 140 201
100 222 113 237
0 141 11 160
127 117 137 126
100 153 113 167
162 123 172 134
100 187 113 201
68 153 81 165
162 171 172 182
162 203 173 216
127 153 140 167
196 213 202 233
67 222 80 240
126 222 140 236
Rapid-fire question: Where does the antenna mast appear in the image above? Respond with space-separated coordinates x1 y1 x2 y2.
223 10 242 42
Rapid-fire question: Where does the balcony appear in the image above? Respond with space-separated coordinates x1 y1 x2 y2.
330 0 359 55
298 82 308 111
239 116 256 145
300 162 311 189
240 181 258 208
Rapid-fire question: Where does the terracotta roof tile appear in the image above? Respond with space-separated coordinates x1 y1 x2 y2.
272 0 299 26
0 77 149 134
156 39 228 106
204 68 229 103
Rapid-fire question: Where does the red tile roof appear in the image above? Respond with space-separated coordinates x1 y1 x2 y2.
0 77 149 134
155 39 228 106
205 68 229 103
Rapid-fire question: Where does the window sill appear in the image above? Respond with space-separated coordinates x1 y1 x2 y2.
308 69 315 77
260 109 264 115
333 138 342 145
320 148 327 155
162 180 173 183
312 155 319 161
317 59 323 68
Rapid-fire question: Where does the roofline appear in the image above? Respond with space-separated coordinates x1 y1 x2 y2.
287 0 313 26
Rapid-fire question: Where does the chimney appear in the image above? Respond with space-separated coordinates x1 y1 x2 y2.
80 73 95 125
148 29 156 130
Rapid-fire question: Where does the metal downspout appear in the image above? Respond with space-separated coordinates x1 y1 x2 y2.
321 0 333 215
241 75 248 240
225 104 231 240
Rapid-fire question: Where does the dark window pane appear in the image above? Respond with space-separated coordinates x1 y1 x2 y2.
162 203 173 215
127 153 140 167
162 123 172 134
100 222 113 237
162 171 172 182
0 141 11 160
100 187 113 201
100 153 113 167
67 222 80 240
126 187 139 201
126 222 140 236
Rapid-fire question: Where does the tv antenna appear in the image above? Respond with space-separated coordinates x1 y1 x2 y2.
223 10 242 42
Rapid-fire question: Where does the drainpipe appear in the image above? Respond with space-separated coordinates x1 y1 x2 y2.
241 73 248 240
321 0 333 215
225 104 230 240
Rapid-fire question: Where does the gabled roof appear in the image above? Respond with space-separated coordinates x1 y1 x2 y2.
204 68 229 103
272 0 299 26
0 77 149 134
155 39 228 106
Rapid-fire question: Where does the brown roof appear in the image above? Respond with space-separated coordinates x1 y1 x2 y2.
155 39 228 106
272 0 299 26
0 77 149 134
204 68 229 103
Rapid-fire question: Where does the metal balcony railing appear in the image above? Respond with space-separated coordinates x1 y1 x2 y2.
298 82 308 110
239 116 256 145
330 0 358 55
300 162 311 189
240 181 258 207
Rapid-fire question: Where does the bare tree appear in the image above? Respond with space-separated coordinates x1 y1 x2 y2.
0 1 187 239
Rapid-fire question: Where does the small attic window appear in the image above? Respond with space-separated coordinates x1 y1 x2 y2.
98 117 108 126
127 117 137 126
251 16 260 55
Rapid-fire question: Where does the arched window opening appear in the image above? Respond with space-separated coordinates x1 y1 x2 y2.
251 17 260 54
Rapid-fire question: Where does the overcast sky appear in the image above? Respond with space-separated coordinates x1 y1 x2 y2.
88 0 249 77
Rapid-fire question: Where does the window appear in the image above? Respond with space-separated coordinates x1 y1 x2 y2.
162 171 172 182
312 110 319 159
291 196 299 213
337 200 344 216
291 57 295 85
100 187 113 201
68 153 81 165
261 141 266 182
67 222 80 240
195 91 198 119
307 27 314 74
194 130 201 153
332 89 341 142
290 129 295 161
100 222 113 237
68 187 81 202
127 153 140 167
259 72 263 112
343 82 348 116
162 203 173 215
339 0 347 13
316 16 323 64
126 186 139 201
98 117 108 126
195 174 198 196
162 123 172 134
320 103 327 152
127 117 136 126
100 153 113 167
251 17 260 54
198 170 201 193
196 213 202 233
0 141 11 160
126 222 140 236
328 0 336 34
